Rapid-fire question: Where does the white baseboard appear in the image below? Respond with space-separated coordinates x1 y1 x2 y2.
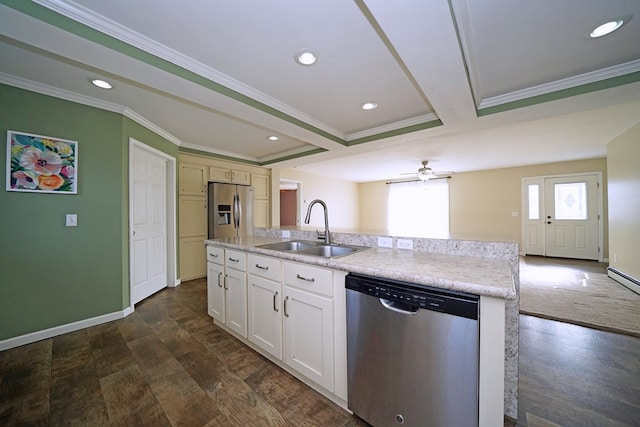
608 267 640 295
0 307 134 352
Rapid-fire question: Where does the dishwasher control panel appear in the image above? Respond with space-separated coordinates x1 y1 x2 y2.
361 283 444 310
345 273 479 320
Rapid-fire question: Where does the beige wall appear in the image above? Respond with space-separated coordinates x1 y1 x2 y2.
271 168 359 229
358 158 608 255
358 181 389 233
607 123 640 280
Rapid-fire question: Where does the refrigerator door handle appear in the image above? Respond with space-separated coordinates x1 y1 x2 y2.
233 193 240 229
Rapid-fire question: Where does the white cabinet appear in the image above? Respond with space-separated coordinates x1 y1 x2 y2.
283 261 335 392
247 254 283 359
207 247 248 338
207 260 225 321
207 246 225 321
206 246 346 404
225 266 247 337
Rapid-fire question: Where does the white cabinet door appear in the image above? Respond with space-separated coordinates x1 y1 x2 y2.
225 268 248 337
248 275 282 359
207 261 225 322
284 285 334 391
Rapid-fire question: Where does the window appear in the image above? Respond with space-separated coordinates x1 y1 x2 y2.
387 180 449 237
528 184 540 220
554 182 587 220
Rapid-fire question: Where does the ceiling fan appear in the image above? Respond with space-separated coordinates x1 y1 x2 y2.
400 160 453 181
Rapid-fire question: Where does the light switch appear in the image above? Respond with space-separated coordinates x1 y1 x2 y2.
66 214 78 227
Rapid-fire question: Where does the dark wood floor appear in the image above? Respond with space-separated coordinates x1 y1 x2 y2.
1 276 638 426
0 279 367 426
518 315 640 426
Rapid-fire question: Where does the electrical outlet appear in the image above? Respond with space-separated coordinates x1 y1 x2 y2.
512 211 518 217
282 230 291 238
377 236 393 248
397 239 414 250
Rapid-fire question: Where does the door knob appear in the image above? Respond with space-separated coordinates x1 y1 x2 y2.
547 221 551 224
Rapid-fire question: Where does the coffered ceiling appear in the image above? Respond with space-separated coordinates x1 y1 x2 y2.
1 0 639 182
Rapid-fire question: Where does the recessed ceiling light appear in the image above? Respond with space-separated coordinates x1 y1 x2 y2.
295 49 318 66
361 102 378 110
91 79 113 89
268 135 279 141
590 18 626 38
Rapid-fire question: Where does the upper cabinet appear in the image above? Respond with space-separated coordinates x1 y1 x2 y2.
210 166 251 185
252 173 270 228
179 162 207 195
252 173 270 199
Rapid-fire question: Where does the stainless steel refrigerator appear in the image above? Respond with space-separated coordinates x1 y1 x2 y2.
208 182 254 239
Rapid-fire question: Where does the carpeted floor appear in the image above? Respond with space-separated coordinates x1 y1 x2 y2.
519 256 640 337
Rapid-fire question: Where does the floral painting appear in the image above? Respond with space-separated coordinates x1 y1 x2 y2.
6 130 78 194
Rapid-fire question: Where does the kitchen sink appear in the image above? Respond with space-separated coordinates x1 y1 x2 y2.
257 240 366 258
299 245 360 258
257 240 318 252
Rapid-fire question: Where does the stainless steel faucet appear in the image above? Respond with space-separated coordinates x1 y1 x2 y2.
304 199 331 244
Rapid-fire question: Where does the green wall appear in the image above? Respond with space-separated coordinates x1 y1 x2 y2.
0 84 178 341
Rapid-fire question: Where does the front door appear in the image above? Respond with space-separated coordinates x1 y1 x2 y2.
544 175 599 260
523 173 601 260
130 144 168 304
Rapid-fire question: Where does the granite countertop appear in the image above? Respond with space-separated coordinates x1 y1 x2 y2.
205 236 517 300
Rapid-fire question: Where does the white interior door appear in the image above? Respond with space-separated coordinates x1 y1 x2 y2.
131 144 167 304
544 175 599 260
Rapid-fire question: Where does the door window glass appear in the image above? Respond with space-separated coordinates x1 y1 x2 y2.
528 184 540 220
555 182 587 220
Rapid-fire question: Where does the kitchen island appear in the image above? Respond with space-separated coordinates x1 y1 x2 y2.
205 228 519 426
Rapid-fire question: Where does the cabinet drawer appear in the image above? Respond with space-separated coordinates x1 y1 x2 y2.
206 246 224 264
283 261 333 297
225 249 247 271
248 254 281 282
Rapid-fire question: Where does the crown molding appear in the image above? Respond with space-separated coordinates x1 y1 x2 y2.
479 59 640 110
346 113 439 141
258 145 323 163
0 72 124 113
32 0 344 140
122 108 183 146
179 141 259 162
0 72 183 147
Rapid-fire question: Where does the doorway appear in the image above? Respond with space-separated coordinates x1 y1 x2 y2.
279 179 301 226
522 172 603 261
129 138 177 306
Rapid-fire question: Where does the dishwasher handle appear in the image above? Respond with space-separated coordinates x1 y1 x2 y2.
379 298 419 315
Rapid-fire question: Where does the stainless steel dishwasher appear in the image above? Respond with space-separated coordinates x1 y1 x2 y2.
345 273 480 427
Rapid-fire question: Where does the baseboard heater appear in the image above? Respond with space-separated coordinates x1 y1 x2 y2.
607 267 640 295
